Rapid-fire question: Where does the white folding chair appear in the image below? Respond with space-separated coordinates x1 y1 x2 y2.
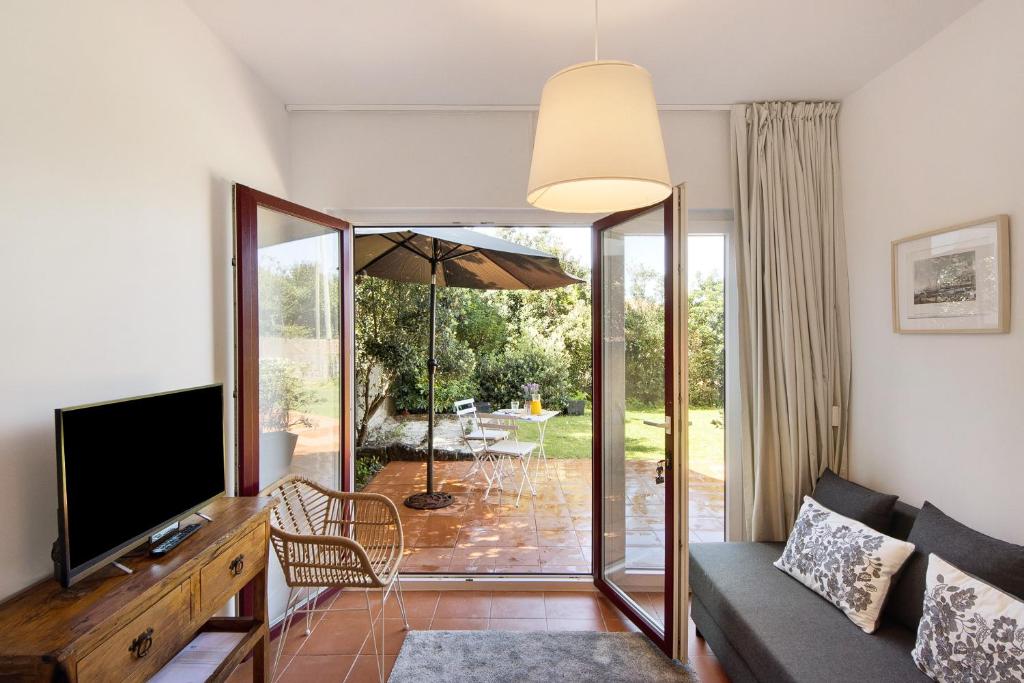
472 415 539 507
454 399 508 479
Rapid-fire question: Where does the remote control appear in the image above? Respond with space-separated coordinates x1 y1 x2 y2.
149 523 201 557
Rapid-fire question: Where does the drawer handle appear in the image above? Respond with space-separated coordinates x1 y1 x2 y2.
229 554 245 576
129 627 154 659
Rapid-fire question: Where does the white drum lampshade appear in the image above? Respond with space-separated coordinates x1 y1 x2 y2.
527 60 671 213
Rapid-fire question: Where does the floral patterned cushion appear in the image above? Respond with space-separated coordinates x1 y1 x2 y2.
774 496 916 633
912 554 1024 682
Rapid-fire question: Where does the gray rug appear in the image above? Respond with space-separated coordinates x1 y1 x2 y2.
389 630 697 682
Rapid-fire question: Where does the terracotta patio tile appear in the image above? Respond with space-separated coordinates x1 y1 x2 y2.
409 517 462 547
358 618 429 655
489 591 546 618
488 618 548 631
539 546 587 566
534 515 573 532
602 616 643 632
429 618 489 631
450 546 501 565
537 529 580 547
547 617 606 631
401 547 454 572
455 525 504 547
277 654 355 683
543 593 604 619
448 561 496 573
494 517 536 531
382 590 439 619
301 611 372 655
345 654 397 683
435 591 492 618
491 546 542 566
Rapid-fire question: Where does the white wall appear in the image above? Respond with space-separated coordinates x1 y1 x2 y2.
0 0 289 598
840 0 1023 543
290 109 732 215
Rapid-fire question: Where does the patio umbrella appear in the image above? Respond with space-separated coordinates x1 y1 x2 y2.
354 227 583 509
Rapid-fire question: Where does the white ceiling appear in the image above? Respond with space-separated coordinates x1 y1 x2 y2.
186 0 979 106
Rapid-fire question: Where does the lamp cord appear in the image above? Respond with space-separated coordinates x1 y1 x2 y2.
593 0 599 61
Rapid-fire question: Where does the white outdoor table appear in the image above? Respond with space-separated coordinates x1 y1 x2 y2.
493 408 560 476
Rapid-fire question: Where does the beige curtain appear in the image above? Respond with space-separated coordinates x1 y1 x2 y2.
731 102 852 542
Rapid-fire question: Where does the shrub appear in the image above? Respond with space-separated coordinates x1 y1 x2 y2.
355 452 385 491
475 337 573 412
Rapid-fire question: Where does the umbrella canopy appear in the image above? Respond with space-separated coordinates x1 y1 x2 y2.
354 227 583 509
355 227 582 290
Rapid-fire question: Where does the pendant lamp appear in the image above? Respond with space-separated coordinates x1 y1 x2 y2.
527 1 671 213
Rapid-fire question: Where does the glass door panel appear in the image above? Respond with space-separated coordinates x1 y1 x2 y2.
255 206 342 492
593 188 686 659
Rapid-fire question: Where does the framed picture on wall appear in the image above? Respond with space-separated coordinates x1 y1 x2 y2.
892 215 1010 334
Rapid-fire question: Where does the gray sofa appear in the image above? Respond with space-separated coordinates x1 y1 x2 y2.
689 501 930 683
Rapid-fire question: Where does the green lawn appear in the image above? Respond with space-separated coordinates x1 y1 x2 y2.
515 406 724 480
307 378 724 482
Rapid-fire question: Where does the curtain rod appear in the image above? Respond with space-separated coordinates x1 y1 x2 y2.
286 103 732 112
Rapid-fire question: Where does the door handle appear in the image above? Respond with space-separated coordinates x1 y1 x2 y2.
642 417 671 435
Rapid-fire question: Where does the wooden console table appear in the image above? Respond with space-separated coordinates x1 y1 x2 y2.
0 496 274 682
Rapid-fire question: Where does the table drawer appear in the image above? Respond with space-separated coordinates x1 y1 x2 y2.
200 522 266 613
77 581 191 683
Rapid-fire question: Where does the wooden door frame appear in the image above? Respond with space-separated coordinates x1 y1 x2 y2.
591 195 681 658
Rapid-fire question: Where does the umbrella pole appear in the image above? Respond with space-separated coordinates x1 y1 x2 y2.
426 258 437 494
404 245 454 510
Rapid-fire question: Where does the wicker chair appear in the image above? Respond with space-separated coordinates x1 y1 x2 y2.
261 475 408 682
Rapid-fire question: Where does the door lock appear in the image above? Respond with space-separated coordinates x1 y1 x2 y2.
655 459 666 485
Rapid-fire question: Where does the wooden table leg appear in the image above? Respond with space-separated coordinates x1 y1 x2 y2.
251 568 270 682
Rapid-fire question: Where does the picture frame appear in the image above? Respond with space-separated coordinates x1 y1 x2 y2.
891 215 1010 334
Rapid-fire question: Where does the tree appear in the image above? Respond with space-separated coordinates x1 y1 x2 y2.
354 276 483 444
616 263 666 407
354 275 424 444
688 274 725 407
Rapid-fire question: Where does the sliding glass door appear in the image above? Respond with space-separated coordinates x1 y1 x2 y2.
592 187 687 659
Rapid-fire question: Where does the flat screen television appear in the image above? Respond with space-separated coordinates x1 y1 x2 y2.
54 384 226 587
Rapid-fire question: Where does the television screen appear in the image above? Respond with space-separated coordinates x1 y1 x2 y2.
55 384 225 585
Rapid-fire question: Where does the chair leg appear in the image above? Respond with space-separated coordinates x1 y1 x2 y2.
394 577 411 630
273 586 299 681
484 454 503 498
379 586 388 683
304 587 313 636
514 454 537 507
364 588 386 683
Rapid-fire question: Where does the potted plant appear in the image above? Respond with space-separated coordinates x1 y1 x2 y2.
258 359 315 484
566 390 587 416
